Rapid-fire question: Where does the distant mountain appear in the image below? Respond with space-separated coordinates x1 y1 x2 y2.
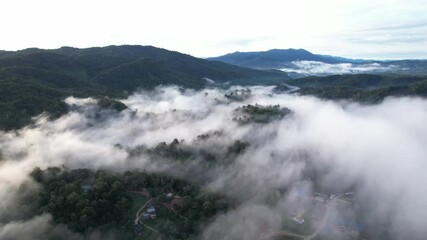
209 49 427 77
0 45 289 130
208 49 363 69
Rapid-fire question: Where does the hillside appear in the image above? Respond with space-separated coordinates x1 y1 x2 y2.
285 74 426 89
0 45 289 130
284 74 427 102
208 49 360 69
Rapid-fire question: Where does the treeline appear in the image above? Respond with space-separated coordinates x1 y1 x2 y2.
285 74 427 89
297 82 427 103
124 136 250 166
285 74 427 102
233 104 292 124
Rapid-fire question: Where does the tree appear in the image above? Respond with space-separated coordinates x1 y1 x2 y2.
202 201 214 217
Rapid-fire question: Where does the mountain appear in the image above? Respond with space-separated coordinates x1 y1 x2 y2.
208 49 362 69
209 49 427 77
0 45 290 89
0 45 289 130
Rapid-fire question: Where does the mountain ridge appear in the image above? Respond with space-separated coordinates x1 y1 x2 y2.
208 48 364 69
208 49 427 76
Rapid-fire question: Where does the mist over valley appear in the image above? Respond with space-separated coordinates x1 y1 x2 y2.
1 1 427 238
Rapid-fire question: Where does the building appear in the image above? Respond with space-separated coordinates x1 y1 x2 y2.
147 206 156 219
314 196 326 204
133 224 143 235
292 212 305 224
165 192 174 199
290 210 305 224
142 212 151 220
81 184 92 193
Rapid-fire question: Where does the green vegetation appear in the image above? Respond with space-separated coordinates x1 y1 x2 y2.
98 98 128 112
125 136 250 167
233 104 292 124
30 167 132 233
29 167 229 239
298 83 427 103
123 171 229 239
286 74 426 89
0 77 69 130
286 74 427 102
273 83 293 93
224 88 252 101
0 45 289 131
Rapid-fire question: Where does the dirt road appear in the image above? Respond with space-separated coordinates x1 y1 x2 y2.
134 198 153 224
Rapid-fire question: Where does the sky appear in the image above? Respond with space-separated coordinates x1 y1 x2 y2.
1 0 427 59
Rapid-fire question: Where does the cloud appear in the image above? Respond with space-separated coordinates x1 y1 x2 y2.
0 215 81 240
202 204 282 240
0 86 427 239
280 61 396 75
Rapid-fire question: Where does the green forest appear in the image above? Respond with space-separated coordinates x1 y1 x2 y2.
284 74 427 103
29 167 229 240
0 45 288 130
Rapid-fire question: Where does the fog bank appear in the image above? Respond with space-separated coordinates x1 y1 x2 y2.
0 86 426 239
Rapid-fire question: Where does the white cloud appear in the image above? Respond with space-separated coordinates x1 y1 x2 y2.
280 61 396 75
0 86 427 239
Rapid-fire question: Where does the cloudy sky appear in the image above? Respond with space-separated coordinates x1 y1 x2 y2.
1 0 426 59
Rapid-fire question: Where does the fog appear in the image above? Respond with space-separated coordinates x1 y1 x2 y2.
280 61 396 75
0 86 426 239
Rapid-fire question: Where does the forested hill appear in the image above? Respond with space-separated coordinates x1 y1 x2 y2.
0 45 289 130
0 45 290 90
284 74 427 102
285 74 427 89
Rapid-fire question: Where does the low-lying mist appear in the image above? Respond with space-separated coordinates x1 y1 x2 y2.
1 85 426 240
280 61 396 76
